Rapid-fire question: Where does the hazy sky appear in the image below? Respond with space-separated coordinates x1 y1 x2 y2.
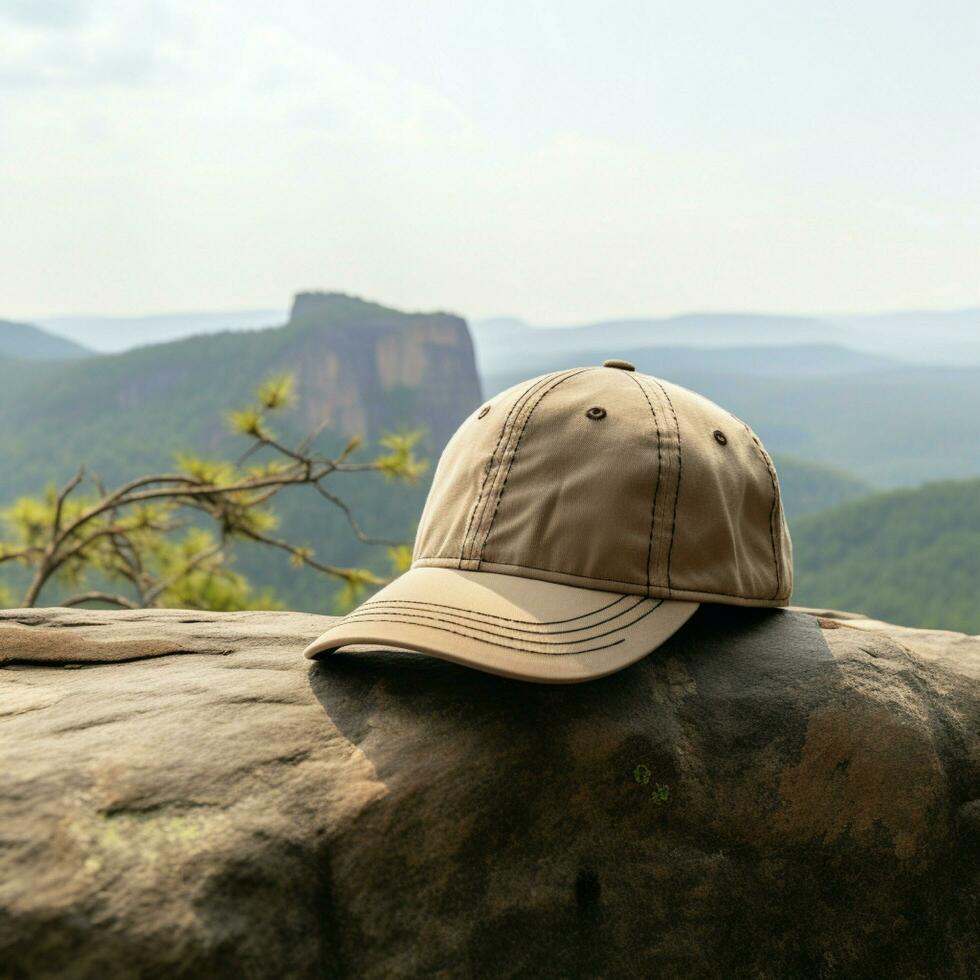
1 0 978 323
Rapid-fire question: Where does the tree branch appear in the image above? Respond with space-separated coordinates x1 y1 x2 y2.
52 468 86 535
60 590 140 610
237 527 382 583
3 371 421 609
313 482 400 546
143 542 226 605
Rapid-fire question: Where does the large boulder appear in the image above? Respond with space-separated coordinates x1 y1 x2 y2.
1 605 977 979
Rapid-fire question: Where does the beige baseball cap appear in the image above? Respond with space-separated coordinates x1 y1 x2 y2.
304 360 792 683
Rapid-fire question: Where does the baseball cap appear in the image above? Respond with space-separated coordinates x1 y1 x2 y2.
304 360 792 683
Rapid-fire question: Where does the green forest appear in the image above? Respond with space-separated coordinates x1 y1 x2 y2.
1 303 978 633
792 479 980 632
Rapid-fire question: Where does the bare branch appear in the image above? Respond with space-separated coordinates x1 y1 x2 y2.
60 590 140 610
313 482 400 546
53 468 86 535
105 532 148 601
54 472 207 545
295 415 334 456
237 526 382 583
0 544 43 565
143 543 225 605
54 523 148 574
251 429 314 466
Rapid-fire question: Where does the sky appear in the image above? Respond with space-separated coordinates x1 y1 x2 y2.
1 0 978 324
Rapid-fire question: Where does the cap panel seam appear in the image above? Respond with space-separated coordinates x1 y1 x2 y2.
625 372 662 598
458 371 555 565
741 422 781 600
650 377 682 594
475 368 594 563
416 555 647 585
456 371 560 567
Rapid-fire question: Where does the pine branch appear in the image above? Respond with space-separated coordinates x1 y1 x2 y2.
2 371 423 609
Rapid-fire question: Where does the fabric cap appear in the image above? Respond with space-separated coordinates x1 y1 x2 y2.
304 363 792 682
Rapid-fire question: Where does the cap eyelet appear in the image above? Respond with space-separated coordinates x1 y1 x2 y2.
585 406 607 421
713 430 727 446
477 405 491 419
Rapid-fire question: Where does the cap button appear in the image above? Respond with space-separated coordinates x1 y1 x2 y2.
602 358 635 371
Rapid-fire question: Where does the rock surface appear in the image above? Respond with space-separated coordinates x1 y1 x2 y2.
286 291 481 449
1 605 978 979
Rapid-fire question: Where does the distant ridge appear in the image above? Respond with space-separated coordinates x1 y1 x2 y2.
36 309 287 353
0 319 91 361
482 343 897 394
20 303 979 362
471 313 849 374
473 308 980 373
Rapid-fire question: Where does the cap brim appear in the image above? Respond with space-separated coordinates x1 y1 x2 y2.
303 567 698 684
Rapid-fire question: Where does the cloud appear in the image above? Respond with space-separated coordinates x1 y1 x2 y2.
0 0 89 29
0 0 181 88
0 3 473 154
234 25 475 151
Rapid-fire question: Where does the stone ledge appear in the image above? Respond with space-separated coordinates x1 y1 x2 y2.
1 605 978 978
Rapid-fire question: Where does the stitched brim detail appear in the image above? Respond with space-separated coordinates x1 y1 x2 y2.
303 567 699 683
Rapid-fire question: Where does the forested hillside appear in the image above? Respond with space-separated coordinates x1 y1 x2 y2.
770 455 872 518
792 479 980 633
0 294 480 610
0 319 90 361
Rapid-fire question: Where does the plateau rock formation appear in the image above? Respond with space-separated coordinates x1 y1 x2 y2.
0 292 482 504
284 291 481 449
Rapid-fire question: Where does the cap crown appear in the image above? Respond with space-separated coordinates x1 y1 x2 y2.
413 366 792 606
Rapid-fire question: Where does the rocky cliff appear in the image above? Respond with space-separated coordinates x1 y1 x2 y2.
0 292 481 502
283 292 481 450
1 605 977 978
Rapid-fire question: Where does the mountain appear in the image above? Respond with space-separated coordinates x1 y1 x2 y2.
770 455 873 519
0 319 91 361
791 478 980 633
472 313 852 375
36 308 287 353
33 304 980 362
472 308 980 376
482 343 896 393
831 308 980 366
0 292 480 489
2 293 974 629
0 292 481 610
